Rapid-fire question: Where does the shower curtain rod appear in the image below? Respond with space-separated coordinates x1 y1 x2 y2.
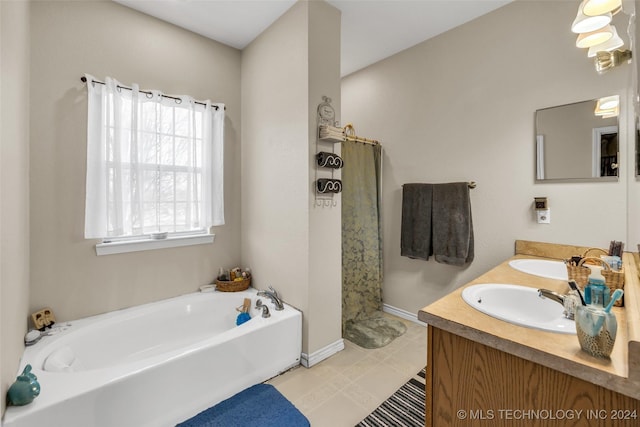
80 76 225 111
343 123 380 146
343 135 380 146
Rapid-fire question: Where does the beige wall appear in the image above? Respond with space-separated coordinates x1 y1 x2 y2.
1 0 31 415
29 1 242 321
241 0 342 356
307 0 342 355
241 1 311 351
342 0 634 315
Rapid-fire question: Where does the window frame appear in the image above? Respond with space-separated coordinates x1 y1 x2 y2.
95 230 215 256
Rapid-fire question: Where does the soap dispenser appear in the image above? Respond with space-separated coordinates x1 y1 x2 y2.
583 265 610 307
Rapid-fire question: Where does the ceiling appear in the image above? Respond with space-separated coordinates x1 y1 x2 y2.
114 0 514 76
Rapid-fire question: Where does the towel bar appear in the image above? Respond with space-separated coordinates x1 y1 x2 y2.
402 182 476 189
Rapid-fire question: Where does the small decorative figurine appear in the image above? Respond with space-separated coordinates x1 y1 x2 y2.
7 364 40 406
31 307 56 331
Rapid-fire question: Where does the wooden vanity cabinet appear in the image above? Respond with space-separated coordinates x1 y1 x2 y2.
426 326 640 427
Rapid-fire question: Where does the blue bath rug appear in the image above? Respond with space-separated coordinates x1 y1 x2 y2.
176 384 310 427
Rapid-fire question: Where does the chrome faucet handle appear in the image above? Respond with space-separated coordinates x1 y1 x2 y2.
255 299 270 318
268 285 279 297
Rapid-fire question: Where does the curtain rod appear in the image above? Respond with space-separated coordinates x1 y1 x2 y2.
80 76 225 111
343 123 380 146
343 135 380 146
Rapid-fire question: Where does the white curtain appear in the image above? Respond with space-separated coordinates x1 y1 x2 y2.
84 74 224 239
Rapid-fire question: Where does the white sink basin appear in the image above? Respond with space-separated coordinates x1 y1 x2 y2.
508 259 568 281
461 283 576 334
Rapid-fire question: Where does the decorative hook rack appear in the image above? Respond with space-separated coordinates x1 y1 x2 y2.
315 198 338 208
314 96 341 208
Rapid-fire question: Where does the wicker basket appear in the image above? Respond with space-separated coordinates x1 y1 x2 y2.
571 257 610 286
565 248 608 287
215 277 251 292
602 267 625 307
582 247 608 257
569 256 624 307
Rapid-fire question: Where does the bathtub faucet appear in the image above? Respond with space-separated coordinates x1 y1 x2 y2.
257 286 284 311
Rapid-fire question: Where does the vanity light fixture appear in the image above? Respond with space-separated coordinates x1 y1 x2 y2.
576 24 614 48
570 0 632 74
582 0 622 16
572 0 612 34
587 25 624 57
595 48 633 73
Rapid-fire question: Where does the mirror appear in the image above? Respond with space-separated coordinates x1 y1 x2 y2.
636 115 640 176
535 96 619 181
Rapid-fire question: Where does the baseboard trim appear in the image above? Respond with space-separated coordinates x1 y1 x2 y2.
383 303 427 326
301 338 345 368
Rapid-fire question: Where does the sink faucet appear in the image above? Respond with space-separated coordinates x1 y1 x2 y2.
538 289 577 319
538 289 566 306
257 286 284 311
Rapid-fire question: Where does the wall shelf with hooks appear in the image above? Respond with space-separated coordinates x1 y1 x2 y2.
314 96 342 208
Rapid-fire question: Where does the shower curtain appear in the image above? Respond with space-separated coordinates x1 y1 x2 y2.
342 142 406 348
341 142 383 326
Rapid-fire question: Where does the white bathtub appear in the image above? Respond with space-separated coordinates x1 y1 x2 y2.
3 288 302 427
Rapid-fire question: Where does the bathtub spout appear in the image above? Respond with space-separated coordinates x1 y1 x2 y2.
257 286 284 311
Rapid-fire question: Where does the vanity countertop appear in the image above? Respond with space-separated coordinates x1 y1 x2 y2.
418 241 640 400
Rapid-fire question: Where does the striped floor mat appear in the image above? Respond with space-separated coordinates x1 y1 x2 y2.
356 368 426 427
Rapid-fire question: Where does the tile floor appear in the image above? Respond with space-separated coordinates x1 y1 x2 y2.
267 314 427 427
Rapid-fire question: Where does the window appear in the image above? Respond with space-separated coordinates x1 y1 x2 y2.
84 75 224 250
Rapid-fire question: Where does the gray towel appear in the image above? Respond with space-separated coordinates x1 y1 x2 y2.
400 182 474 266
400 184 433 260
432 182 474 266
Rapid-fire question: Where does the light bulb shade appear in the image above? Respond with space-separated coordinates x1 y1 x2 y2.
587 25 624 57
572 1 612 33
576 25 613 48
583 0 622 16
